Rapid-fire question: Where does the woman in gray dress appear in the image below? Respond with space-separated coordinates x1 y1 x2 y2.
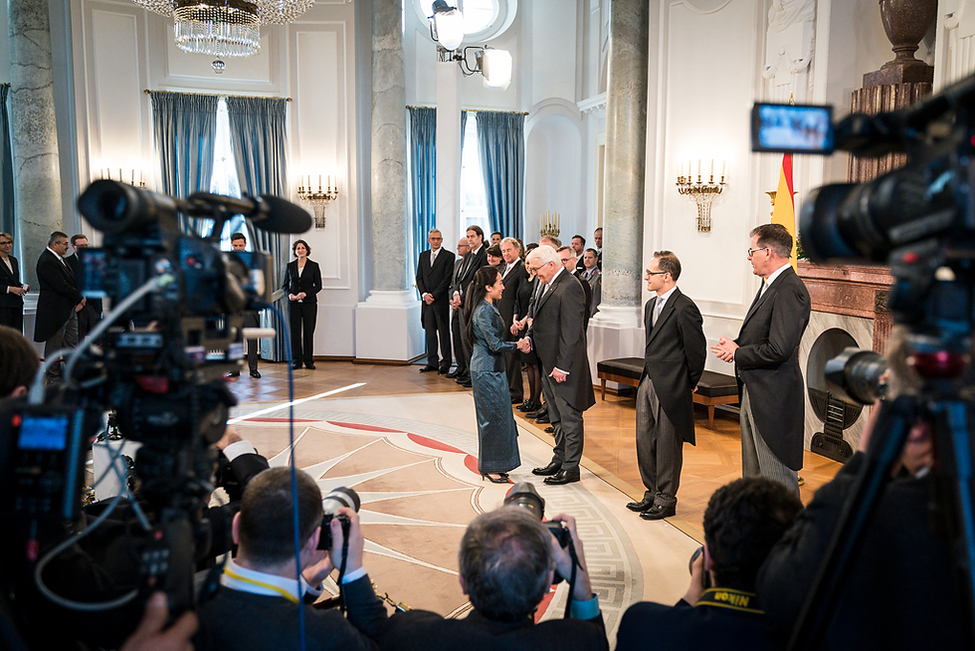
464 266 521 483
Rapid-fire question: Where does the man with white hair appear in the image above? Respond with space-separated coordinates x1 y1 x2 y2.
519 245 595 485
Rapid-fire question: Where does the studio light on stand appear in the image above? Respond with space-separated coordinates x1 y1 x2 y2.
429 1 512 90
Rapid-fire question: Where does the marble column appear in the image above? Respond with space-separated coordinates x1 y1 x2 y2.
7 0 63 289
355 0 424 362
588 0 649 379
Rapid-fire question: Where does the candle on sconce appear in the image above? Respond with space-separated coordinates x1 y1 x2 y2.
697 160 701 182
722 160 726 178
710 159 714 181
131 169 135 185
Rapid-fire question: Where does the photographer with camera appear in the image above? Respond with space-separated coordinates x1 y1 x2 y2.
617 477 802 651
755 331 967 649
379 505 606 651
195 467 386 651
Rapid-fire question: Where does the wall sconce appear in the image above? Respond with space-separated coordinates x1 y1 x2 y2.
676 159 726 233
429 1 512 90
540 210 560 238
297 175 338 229
100 168 146 188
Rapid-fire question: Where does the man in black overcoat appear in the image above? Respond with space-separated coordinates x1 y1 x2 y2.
628 251 706 520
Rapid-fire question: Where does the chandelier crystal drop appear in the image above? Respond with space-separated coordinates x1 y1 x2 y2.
130 1 316 58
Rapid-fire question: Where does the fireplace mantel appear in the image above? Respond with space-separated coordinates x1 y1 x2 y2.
797 260 894 353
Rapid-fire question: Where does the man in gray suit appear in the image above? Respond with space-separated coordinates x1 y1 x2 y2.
519 245 595 485
627 251 706 520
712 224 810 496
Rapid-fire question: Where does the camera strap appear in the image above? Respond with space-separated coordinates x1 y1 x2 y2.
337 534 350 614
563 539 580 619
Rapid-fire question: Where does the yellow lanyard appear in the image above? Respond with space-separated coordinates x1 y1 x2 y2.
223 566 301 604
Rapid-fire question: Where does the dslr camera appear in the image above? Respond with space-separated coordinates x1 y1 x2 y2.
317 487 361 550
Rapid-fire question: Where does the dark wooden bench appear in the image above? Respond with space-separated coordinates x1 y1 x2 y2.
596 358 738 430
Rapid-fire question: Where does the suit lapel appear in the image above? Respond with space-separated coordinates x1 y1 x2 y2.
535 270 566 313
646 291 678 345
742 268 791 326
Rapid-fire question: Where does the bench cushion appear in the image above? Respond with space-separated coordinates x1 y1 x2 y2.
696 370 737 397
596 357 644 381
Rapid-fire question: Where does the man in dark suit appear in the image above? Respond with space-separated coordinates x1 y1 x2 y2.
558 246 592 331
497 237 527 403
34 231 84 382
416 228 455 374
570 235 586 272
66 234 102 341
593 228 602 270
449 226 487 388
228 233 262 378
617 477 802 651
0 232 26 332
380 507 607 651
580 248 601 315
195 467 387 651
712 224 810 496
447 237 471 380
627 251 706 520
520 245 596 485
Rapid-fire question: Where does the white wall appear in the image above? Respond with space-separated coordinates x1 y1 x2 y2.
66 0 360 357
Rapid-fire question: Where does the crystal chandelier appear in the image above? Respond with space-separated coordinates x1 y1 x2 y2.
131 1 315 58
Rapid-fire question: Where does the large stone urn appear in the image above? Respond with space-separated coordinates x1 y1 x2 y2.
878 0 938 72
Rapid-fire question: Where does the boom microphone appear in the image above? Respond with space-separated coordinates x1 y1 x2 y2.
186 192 312 234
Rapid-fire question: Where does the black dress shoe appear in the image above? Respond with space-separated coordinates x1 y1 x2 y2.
544 470 580 485
534 414 551 424
305 362 316 370
227 371 240 378
439 368 450 375
639 504 676 520
445 369 460 378
455 375 470 385
626 497 655 512
517 400 536 412
292 362 303 370
526 408 547 419
532 462 561 476
544 426 554 433
250 370 261 378
459 379 472 388
419 366 438 373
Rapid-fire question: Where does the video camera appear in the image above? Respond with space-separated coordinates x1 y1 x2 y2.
0 181 311 648
753 71 975 395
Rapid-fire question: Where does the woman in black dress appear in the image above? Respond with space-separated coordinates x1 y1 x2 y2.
282 239 322 369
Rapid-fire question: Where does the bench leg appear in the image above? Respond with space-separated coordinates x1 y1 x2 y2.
708 405 715 430
601 379 606 400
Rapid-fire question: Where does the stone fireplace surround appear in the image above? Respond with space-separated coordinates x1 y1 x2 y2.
797 261 894 455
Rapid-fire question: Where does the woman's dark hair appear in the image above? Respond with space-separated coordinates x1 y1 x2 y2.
464 266 501 347
292 239 311 257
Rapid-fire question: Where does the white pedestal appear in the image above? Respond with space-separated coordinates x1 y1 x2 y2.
354 290 424 362
587 305 644 386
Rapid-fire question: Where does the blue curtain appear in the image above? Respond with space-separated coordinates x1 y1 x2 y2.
225 96 290 362
409 107 436 267
149 91 218 234
0 84 13 238
475 111 524 239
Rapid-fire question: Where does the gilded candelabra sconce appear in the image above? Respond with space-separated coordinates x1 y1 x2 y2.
297 175 339 229
676 159 726 233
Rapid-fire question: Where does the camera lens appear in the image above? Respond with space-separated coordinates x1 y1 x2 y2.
322 486 360 516
503 482 545 518
825 347 888 405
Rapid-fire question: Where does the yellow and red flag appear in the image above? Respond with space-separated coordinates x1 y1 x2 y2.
771 152 797 270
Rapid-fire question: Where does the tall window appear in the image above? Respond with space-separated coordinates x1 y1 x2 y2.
460 114 488 231
210 99 246 248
